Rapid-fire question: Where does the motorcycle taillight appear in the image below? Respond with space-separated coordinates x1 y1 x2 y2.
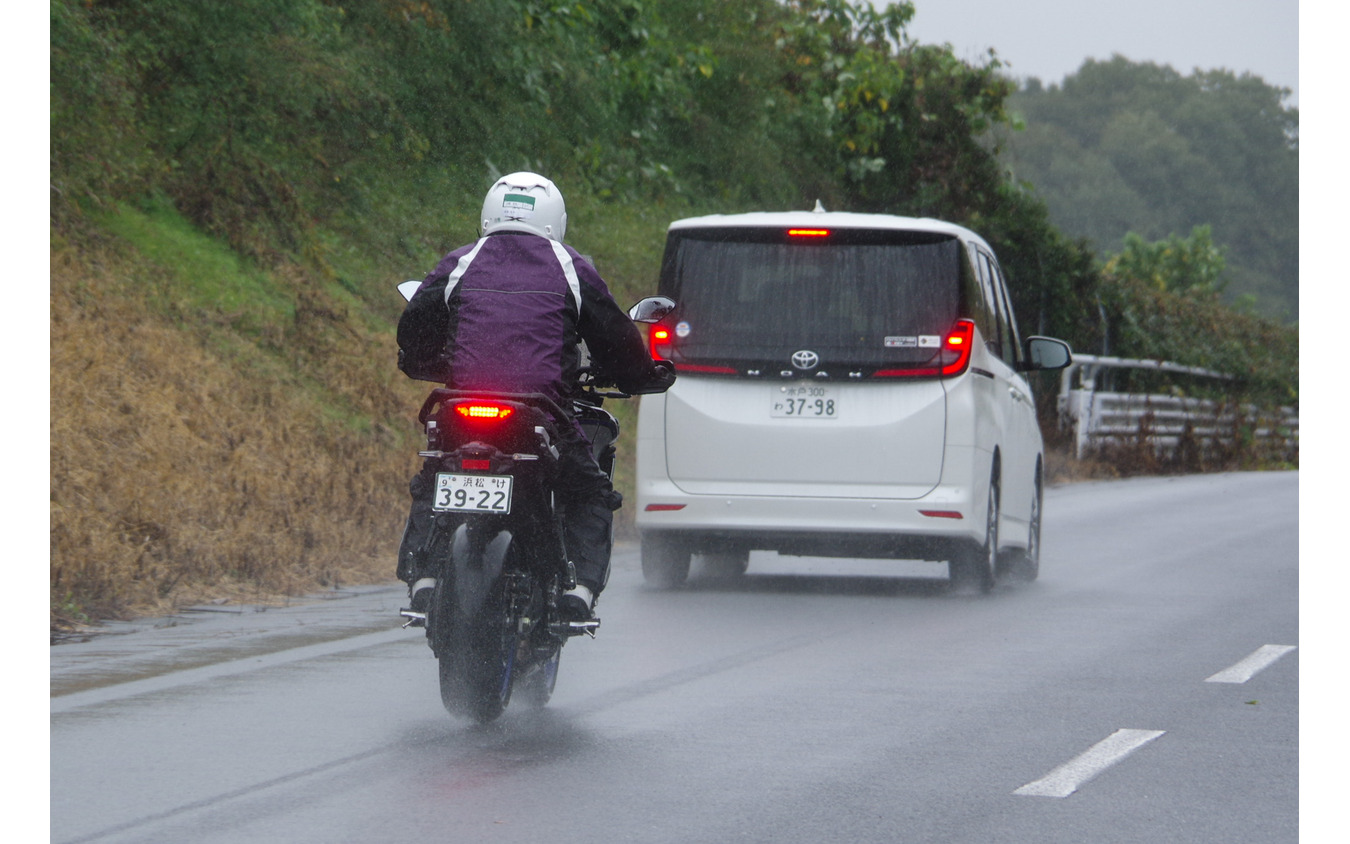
454 402 515 422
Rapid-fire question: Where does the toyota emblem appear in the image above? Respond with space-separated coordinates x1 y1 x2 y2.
791 350 820 370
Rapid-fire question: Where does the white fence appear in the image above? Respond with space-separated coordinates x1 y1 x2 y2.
1056 355 1299 460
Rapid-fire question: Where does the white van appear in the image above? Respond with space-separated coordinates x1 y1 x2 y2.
633 209 1071 590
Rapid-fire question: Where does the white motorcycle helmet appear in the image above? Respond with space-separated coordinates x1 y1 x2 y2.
480 172 567 241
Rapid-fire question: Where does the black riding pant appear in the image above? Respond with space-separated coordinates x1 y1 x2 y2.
396 416 620 594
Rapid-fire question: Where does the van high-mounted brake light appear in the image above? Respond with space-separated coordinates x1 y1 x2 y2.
787 228 830 237
872 319 977 378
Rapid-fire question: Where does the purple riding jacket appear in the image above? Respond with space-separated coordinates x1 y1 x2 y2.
397 232 654 405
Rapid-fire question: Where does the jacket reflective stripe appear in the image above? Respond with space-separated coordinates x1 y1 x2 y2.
549 239 583 316
443 237 489 303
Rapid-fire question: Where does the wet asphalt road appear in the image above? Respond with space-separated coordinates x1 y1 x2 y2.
51 472 1298 844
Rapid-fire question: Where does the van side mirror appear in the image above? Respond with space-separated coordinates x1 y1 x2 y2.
628 296 676 324
1022 337 1072 371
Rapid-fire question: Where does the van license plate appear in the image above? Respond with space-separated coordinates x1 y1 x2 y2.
771 385 838 419
432 473 513 513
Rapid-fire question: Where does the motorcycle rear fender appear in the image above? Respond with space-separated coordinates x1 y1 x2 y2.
431 523 514 656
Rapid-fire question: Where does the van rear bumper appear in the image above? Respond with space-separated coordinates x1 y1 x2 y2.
634 478 985 562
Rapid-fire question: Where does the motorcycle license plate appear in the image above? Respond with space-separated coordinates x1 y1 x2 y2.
432 473 513 513
771 384 838 419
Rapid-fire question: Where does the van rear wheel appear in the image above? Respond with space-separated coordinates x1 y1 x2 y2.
641 534 692 588
1002 469 1042 583
950 478 998 593
701 549 750 578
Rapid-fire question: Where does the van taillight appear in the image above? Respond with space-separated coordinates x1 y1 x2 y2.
650 326 672 360
647 324 731 372
939 320 975 376
677 363 737 374
873 319 977 378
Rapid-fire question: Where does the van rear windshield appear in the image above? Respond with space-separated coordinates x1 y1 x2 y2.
658 227 964 372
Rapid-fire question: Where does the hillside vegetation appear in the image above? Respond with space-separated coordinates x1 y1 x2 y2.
1003 57 1299 320
50 0 1297 626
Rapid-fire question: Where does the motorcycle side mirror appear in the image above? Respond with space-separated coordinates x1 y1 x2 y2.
397 280 422 302
628 296 676 324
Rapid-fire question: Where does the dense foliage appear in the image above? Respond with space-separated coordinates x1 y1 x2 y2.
1104 226 1228 297
1003 57 1299 320
50 0 1297 622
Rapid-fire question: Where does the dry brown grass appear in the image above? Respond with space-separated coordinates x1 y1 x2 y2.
1041 422 1298 488
1043 444 1121 486
50 238 424 629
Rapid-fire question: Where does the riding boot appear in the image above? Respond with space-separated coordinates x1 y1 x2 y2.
561 492 620 596
397 467 437 584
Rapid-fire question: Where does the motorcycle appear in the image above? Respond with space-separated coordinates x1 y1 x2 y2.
395 280 674 722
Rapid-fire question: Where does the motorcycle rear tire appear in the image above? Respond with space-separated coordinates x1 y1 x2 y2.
515 645 561 709
433 572 516 723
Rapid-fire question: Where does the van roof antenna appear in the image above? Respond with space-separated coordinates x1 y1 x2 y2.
812 199 827 213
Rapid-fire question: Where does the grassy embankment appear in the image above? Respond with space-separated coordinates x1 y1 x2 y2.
51 185 682 627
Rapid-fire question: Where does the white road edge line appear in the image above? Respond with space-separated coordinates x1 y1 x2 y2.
1205 644 1297 684
51 628 413 714
1014 729 1166 798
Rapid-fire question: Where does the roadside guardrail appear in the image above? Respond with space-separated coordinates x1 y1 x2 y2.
1056 354 1298 460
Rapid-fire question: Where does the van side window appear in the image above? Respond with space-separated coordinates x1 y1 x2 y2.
974 251 1004 359
962 246 995 347
987 256 1023 369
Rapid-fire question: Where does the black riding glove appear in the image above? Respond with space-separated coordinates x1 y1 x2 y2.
624 361 677 395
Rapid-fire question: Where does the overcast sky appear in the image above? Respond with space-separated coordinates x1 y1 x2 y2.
898 0 1299 104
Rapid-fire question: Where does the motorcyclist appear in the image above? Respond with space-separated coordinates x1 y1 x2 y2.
395 172 675 621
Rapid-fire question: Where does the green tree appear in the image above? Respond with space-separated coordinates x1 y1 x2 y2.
772 0 1019 217
1004 56 1298 319
1105 226 1228 296
50 0 151 212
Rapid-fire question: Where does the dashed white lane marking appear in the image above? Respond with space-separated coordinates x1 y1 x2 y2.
1205 644 1297 684
1014 729 1166 798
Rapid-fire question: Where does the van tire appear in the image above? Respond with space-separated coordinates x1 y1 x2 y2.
950 475 998 593
641 534 692 588
1002 467 1042 583
701 549 750 578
